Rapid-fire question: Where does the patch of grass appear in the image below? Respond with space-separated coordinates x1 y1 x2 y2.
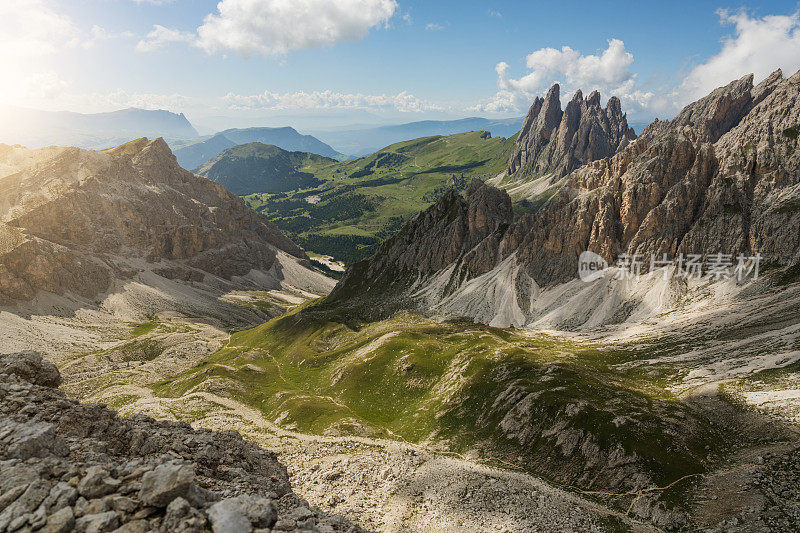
131 321 157 337
242 131 516 264
775 197 800 214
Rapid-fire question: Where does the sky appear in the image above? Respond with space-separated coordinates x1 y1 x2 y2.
2 0 800 132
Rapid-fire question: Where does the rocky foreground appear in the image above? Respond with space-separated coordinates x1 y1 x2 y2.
0 351 365 533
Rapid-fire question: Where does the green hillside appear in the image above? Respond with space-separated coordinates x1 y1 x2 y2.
149 306 759 517
242 131 516 263
195 142 335 196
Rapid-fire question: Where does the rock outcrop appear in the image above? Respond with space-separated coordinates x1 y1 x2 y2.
326 70 800 327
506 84 636 181
321 180 512 321
0 351 366 532
0 138 332 305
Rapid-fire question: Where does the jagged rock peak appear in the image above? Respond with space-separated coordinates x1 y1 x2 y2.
507 83 636 180
668 73 756 142
321 180 512 322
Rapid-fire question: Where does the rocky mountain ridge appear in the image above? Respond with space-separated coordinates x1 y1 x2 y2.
0 137 332 307
324 69 800 327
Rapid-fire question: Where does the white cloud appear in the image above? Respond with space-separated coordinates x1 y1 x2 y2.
488 10 502 18
425 23 444 31
475 39 652 114
195 0 397 57
0 0 82 103
224 89 442 113
83 25 136 49
136 24 195 52
19 71 69 99
0 0 81 58
47 89 203 114
91 90 200 111
679 10 800 102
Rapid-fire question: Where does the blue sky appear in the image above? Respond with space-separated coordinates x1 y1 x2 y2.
2 0 800 132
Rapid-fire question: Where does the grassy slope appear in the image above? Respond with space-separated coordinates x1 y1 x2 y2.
152 307 744 512
195 142 335 196
241 131 516 263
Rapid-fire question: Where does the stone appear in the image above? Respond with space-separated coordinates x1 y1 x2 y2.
6 421 69 460
162 497 206 533
48 482 79 512
0 479 50 532
78 467 121 499
0 351 61 387
207 499 253 533
0 484 28 510
229 495 277 528
109 495 138 514
41 507 75 533
74 510 120 533
138 462 195 508
110 519 151 533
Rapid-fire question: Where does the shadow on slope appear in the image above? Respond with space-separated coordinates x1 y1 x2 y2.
150 308 798 528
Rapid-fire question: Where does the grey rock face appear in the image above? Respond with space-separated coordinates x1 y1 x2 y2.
507 83 636 181
0 138 311 305
41 506 75 533
322 179 513 321
74 510 120 533
207 499 253 533
0 351 60 387
512 68 800 287
163 497 207 532
0 351 368 533
3 421 69 460
327 69 800 328
77 467 121 500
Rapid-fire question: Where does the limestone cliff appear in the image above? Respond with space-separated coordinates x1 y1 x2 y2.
0 138 332 305
506 84 636 181
326 70 800 326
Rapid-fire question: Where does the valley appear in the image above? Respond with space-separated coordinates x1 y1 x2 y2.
39 273 800 532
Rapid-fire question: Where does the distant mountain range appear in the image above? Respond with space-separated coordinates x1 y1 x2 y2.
0 105 525 164
195 142 335 195
310 117 523 156
171 127 345 171
0 106 198 149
